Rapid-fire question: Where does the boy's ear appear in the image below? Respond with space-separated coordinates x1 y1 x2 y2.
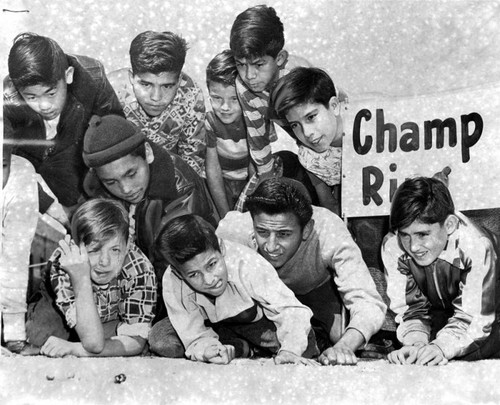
328 96 341 116
145 142 155 164
65 67 74 85
444 214 459 235
302 219 314 241
275 50 288 67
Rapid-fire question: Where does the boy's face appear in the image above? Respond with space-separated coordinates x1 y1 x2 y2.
18 67 74 121
86 234 128 285
252 211 312 269
129 71 180 117
95 144 153 204
176 247 228 297
397 218 455 266
235 51 286 93
285 98 342 153
208 82 241 124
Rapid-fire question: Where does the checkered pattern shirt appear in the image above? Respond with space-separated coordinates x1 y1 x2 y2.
109 69 206 177
50 243 157 339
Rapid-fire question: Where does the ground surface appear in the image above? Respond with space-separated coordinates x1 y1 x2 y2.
1 356 500 405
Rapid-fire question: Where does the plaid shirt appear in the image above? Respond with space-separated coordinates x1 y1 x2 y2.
50 243 157 340
109 69 206 177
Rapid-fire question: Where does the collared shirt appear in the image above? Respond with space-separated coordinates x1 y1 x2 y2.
163 240 313 361
216 207 386 344
50 243 157 340
109 69 206 177
382 212 500 359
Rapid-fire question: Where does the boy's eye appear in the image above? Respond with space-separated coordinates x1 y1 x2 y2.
307 114 316 122
290 123 298 130
278 231 291 238
256 230 270 237
188 272 200 279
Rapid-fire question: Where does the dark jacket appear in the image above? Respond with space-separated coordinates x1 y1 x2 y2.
3 54 124 211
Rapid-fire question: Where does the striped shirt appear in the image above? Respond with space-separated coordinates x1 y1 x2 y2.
50 243 157 340
205 110 249 181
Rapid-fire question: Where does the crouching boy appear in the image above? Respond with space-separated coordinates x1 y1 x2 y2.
382 176 500 365
157 214 318 364
28 198 157 357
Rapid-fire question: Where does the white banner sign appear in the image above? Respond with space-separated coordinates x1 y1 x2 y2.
341 83 500 218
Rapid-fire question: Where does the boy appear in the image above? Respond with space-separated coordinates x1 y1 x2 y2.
82 114 218 354
229 5 310 176
216 178 386 365
29 198 157 357
382 176 500 365
270 67 348 215
4 32 124 217
1 130 39 354
108 31 206 177
157 214 318 365
205 49 251 217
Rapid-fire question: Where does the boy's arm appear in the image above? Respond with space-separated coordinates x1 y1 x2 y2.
430 234 499 359
381 233 432 346
242 253 313 356
176 81 207 177
235 77 275 174
0 158 38 343
162 267 221 362
318 209 386 345
52 239 105 353
206 145 231 218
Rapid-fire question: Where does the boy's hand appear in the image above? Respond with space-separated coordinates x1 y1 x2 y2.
274 350 319 366
415 344 448 366
41 336 79 358
319 342 358 366
5 340 40 356
58 235 91 282
203 344 235 364
387 346 421 364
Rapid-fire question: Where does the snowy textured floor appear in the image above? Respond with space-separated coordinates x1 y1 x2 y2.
1 356 500 405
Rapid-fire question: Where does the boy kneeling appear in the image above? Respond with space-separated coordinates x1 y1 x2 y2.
382 176 500 365
157 214 318 364
30 198 157 357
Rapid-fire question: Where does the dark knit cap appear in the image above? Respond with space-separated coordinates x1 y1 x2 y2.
83 115 145 168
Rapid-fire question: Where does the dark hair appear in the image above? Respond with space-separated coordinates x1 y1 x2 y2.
130 31 188 76
157 215 220 266
246 178 313 229
206 49 238 88
8 32 68 89
229 5 284 59
271 67 337 121
71 198 129 247
390 177 455 232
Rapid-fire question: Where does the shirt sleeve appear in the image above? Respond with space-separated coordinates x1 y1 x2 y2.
176 83 207 177
381 233 432 346
238 252 313 356
117 248 157 340
50 253 78 329
205 112 218 148
235 77 274 174
319 209 387 344
0 157 39 341
432 232 499 359
163 267 220 361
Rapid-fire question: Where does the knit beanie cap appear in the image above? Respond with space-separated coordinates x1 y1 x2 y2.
83 115 145 168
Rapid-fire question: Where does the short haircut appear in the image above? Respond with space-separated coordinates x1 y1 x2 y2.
130 31 188 76
246 177 313 229
206 49 238 88
8 32 69 89
229 5 284 59
71 198 129 248
390 177 455 232
157 215 220 267
271 67 337 121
